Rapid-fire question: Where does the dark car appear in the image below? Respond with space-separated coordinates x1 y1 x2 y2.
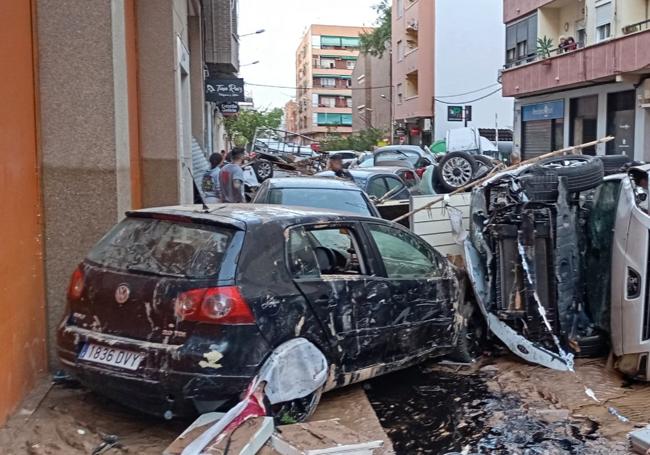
252 177 381 217
57 205 463 418
317 167 416 201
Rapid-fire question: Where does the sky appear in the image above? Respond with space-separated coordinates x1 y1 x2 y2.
238 0 379 110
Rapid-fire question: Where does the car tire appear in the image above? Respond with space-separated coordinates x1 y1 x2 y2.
435 152 478 193
474 155 497 179
252 159 274 182
596 154 633 175
519 170 560 202
273 387 323 424
528 155 604 193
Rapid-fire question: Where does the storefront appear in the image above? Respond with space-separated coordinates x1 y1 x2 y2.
521 100 564 160
514 82 650 162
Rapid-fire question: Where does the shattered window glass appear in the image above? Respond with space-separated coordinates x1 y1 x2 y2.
288 226 365 277
86 218 233 278
369 224 440 278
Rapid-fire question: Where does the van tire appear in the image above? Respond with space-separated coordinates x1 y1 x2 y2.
528 155 603 193
252 159 274 182
596 154 633 175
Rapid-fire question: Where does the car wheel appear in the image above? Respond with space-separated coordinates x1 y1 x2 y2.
272 387 323 424
596 154 633 175
473 155 496 179
435 152 477 193
252 159 274 182
528 155 604 193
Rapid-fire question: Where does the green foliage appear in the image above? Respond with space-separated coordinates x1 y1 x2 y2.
223 108 283 147
537 36 554 58
359 0 391 58
320 128 385 152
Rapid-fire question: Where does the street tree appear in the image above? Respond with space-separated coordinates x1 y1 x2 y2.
223 108 283 148
320 128 385 152
359 0 391 58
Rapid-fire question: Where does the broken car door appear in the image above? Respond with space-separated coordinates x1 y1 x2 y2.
287 224 393 372
364 223 457 360
612 170 650 367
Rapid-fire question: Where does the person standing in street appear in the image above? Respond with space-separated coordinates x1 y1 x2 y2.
219 147 246 203
202 153 223 203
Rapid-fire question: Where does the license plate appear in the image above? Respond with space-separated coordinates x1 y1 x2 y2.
78 343 145 371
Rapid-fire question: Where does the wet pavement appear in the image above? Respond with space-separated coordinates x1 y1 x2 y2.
0 356 641 454
366 360 630 454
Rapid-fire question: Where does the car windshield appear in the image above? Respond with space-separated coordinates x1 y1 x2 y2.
375 150 419 166
86 217 234 278
269 188 373 216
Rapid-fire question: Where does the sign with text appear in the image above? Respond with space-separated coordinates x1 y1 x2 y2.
448 106 464 122
395 127 407 137
218 102 240 116
205 78 245 103
522 100 564 122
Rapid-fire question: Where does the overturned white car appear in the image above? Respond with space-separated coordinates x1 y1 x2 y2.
464 154 650 379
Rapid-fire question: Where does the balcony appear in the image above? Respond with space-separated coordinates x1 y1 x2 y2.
502 29 650 98
504 0 555 23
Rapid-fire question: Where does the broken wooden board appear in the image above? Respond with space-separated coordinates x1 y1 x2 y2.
272 419 383 455
164 413 273 455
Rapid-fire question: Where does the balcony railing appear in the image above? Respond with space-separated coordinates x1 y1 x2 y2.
623 18 650 35
505 41 585 69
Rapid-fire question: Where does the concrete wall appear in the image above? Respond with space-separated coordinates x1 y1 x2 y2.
0 0 47 424
137 0 193 207
352 52 391 133
37 0 136 366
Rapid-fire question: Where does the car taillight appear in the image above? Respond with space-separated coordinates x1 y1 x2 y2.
415 167 426 178
174 286 255 325
68 265 85 300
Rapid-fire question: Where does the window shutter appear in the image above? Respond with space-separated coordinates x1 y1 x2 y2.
321 36 342 46
341 37 360 47
506 25 516 49
516 20 528 43
595 2 612 27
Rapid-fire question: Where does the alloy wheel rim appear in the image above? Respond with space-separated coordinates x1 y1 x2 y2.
442 157 473 187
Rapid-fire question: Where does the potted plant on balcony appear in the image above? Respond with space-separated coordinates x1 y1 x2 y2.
537 36 554 64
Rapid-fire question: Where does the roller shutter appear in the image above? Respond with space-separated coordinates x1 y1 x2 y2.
522 120 552 160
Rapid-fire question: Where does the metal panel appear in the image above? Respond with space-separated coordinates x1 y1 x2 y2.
596 2 613 27
523 120 552 160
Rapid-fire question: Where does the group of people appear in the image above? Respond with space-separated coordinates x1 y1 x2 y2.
201 147 247 204
558 36 578 53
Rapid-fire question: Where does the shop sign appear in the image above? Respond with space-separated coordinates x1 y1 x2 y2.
218 102 240 116
522 100 564 121
206 78 245 103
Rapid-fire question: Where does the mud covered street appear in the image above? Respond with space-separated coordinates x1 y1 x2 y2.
3 355 648 454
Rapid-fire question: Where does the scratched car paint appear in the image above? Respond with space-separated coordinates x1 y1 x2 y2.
57 204 466 418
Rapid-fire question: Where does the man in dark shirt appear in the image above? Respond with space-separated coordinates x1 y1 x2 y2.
328 153 353 180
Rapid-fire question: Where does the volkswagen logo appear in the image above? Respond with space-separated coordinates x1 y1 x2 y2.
115 284 130 304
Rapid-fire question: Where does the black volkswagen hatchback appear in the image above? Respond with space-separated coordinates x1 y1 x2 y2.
58 204 463 417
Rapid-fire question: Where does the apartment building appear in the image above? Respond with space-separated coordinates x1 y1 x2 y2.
0 0 238 425
392 0 435 145
295 24 369 140
351 52 392 133
284 100 299 132
392 0 513 145
502 0 650 159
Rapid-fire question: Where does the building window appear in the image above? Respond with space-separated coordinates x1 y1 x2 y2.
320 77 336 87
312 93 319 107
397 0 403 18
405 71 418 98
312 113 318 125
397 40 404 61
320 58 336 69
346 60 356 69
397 83 403 104
319 96 336 108
345 79 352 88
595 1 613 42
346 97 353 108
505 13 537 67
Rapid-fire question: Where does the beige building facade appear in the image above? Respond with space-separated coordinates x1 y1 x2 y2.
295 24 369 141
351 52 392 134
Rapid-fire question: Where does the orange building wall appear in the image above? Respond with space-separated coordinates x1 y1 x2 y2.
0 0 47 424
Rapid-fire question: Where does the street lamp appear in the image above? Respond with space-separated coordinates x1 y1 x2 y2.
239 29 266 38
240 60 260 67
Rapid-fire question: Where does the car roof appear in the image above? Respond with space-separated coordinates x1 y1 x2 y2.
262 176 362 190
129 203 381 230
374 145 424 154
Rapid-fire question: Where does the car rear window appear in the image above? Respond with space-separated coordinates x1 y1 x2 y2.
269 188 373 216
86 217 234 278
